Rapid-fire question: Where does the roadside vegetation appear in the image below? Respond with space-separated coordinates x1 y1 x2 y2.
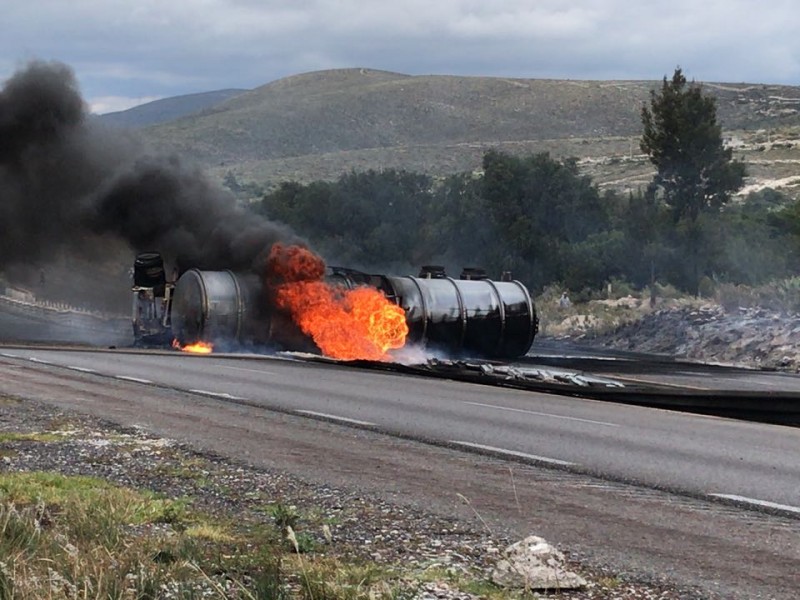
0 400 691 600
251 68 800 311
0 468 430 599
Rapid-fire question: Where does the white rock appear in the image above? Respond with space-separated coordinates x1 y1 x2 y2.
491 535 586 591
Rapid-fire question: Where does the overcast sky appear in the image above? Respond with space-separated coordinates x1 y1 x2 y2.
3 0 799 114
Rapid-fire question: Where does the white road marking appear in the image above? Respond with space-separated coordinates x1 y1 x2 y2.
188 389 247 400
115 375 152 384
449 440 576 466
28 357 52 364
67 366 97 373
0 353 18 358
220 365 277 375
464 401 619 427
295 410 375 427
710 493 800 515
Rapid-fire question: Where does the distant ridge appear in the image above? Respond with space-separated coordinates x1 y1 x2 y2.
98 88 249 128
130 68 800 195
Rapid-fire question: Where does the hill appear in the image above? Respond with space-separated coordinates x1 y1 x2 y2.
136 68 800 198
98 88 249 128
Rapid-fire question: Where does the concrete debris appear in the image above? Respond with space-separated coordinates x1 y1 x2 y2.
491 535 587 591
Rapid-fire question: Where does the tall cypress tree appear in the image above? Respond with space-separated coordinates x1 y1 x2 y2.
640 67 746 293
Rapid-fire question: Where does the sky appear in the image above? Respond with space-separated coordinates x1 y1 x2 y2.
2 0 799 114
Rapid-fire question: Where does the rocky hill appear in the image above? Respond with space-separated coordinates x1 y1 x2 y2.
130 68 800 198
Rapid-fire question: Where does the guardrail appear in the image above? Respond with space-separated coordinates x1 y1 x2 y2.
0 291 131 345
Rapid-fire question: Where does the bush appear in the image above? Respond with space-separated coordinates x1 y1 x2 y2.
715 278 800 313
698 276 717 299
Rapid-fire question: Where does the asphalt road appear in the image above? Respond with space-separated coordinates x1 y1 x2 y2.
1 346 798 512
1 345 798 599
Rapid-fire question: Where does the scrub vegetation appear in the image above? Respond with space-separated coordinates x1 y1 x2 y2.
250 69 800 303
0 471 417 599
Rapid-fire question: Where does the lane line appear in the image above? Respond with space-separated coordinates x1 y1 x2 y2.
28 357 52 364
295 410 375 427
220 365 278 375
464 401 619 427
188 389 247 400
610 375 711 390
0 353 18 358
67 366 97 373
115 375 152 384
709 493 800 515
449 440 576 467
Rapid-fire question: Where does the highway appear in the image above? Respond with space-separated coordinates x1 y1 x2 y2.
1 346 798 513
2 344 799 598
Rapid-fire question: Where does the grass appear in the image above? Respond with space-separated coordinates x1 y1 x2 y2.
0 432 64 443
0 402 593 598
0 471 460 599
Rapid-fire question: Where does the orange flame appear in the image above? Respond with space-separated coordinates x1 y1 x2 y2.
268 244 408 361
172 338 214 354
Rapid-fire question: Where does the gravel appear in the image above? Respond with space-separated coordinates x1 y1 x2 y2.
0 397 702 599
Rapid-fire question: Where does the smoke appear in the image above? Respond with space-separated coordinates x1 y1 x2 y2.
0 60 299 276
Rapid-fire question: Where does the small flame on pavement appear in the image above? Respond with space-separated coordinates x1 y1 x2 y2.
172 339 214 354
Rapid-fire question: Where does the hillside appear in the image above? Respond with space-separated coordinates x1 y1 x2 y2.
136 68 800 198
98 88 248 128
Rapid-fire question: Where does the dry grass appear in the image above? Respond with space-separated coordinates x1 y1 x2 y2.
0 471 437 599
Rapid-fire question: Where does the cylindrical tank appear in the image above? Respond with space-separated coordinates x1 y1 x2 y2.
385 275 537 358
327 267 537 358
170 269 312 350
171 270 252 345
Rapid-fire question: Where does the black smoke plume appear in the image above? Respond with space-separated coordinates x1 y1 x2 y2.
0 60 298 276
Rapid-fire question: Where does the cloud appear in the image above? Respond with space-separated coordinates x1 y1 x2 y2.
89 95 164 115
2 0 798 111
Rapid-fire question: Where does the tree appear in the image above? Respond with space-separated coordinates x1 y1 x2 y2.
481 150 614 289
640 67 746 293
641 68 746 223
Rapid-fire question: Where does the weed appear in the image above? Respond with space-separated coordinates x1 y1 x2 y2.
157 498 190 527
298 558 399 600
597 575 622 588
249 557 290 600
291 531 319 554
185 523 236 543
0 566 14 600
456 493 492 535
266 502 300 530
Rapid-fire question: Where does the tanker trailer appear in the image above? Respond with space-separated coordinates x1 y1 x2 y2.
134 254 537 358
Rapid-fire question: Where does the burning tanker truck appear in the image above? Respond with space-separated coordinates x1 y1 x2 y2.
132 243 537 360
